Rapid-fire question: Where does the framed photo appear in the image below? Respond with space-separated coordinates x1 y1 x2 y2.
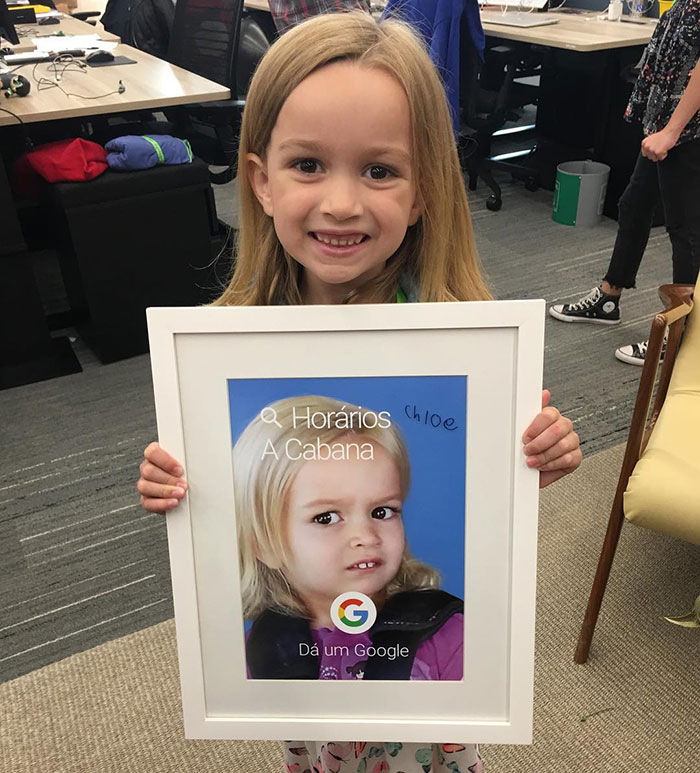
147 301 544 744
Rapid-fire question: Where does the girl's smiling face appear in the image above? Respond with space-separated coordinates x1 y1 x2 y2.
281 440 406 628
246 61 421 304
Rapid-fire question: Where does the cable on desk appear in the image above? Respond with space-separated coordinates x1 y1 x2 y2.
0 105 34 149
482 1 540 14
31 55 125 100
0 105 24 125
514 1 537 14
35 54 86 84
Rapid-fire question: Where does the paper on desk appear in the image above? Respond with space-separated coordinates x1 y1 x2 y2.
32 35 118 52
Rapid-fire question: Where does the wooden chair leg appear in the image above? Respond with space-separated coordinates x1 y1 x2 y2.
574 285 695 664
574 488 626 663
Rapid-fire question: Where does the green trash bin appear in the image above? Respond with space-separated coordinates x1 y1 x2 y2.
552 160 610 227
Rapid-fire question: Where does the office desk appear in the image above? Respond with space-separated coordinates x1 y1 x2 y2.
480 11 655 208
243 2 657 46
8 14 120 52
244 0 270 10
0 17 229 389
480 11 655 52
0 44 229 125
20 14 121 42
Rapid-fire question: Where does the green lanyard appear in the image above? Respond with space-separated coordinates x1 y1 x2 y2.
396 289 408 303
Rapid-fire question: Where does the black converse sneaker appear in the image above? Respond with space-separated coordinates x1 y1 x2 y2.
549 286 621 325
615 330 668 366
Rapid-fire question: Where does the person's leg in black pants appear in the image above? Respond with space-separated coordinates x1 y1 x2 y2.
657 137 700 286
549 151 660 326
604 151 661 289
614 138 700 365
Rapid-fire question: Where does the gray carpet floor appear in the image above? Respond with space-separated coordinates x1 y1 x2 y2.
0 172 678 688
2 443 698 773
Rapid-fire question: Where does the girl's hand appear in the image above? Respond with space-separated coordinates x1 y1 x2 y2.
641 127 679 162
137 442 188 513
522 390 581 489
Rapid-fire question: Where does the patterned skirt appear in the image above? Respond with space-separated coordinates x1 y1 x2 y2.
283 741 484 773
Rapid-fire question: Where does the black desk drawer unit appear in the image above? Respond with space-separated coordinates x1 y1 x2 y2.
50 158 222 363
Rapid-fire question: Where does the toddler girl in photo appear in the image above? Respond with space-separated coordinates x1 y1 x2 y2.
236 395 464 683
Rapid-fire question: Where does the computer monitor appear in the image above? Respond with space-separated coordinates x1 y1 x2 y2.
0 1 20 46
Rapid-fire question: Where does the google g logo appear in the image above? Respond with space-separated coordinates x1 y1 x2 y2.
330 592 377 634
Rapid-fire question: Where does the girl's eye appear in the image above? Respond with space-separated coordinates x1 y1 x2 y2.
371 506 400 520
294 159 320 174
313 511 340 525
365 165 394 181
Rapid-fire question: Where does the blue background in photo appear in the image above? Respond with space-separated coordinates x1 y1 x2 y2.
227 376 467 599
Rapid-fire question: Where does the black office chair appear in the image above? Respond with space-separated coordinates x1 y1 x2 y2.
458 24 539 211
164 0 269 184
126 0 175 59
458 28 516 211
97 0 269 184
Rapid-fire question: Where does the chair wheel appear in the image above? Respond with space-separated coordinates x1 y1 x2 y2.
525 178 539 192
486 194 502 211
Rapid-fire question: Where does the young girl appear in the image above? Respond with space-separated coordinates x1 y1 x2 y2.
237 394 464 682
137 11 583 772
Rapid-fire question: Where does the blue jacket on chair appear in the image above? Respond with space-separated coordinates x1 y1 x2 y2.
383 0 485 134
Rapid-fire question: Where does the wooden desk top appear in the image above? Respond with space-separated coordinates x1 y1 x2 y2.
480 11 656 52
0 18 230 126
24 14 121 41
9 14 121 51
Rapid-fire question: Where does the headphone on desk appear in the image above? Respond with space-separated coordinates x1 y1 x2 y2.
1 73 31 97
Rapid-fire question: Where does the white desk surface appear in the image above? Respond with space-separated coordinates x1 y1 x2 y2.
480 11 656 52
0 17 230 126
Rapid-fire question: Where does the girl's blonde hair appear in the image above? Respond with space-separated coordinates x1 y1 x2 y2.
234 395 441 619
214 11 492 307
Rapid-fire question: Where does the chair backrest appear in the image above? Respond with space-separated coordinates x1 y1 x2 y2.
458 16 482 128
623 286 699 544
101 0 131 42
126 0 176 59
167 0 244 95
236 14 271 93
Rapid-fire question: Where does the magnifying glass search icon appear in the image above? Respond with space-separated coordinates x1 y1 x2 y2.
260 407 282 428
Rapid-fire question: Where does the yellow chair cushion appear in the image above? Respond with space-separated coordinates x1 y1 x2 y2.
624 301 700 545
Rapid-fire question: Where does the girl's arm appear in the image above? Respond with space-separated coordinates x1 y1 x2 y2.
522 390 582 489
642 64 700 162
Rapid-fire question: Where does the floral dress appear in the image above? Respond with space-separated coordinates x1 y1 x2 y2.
283 741 484 773
281 619 483 773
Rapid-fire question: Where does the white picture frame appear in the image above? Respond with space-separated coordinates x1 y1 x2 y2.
147 300 544 744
